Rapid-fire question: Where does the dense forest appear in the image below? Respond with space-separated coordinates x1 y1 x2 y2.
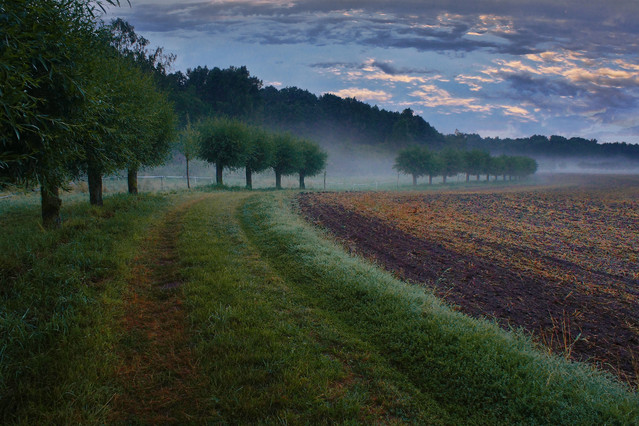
160 66 639 162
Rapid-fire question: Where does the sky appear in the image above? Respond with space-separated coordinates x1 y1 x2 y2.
105 1 639 143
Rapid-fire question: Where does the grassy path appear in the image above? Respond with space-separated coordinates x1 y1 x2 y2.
109 195 213 423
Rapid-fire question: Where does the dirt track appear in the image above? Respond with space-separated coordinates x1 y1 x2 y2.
297 191 639 386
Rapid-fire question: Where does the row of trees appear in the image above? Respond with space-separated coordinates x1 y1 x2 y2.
179 118 327 190
394 147 538 185
1 3 176 227
161 65 639 163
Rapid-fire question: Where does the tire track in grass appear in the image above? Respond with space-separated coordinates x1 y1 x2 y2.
109 195 213 423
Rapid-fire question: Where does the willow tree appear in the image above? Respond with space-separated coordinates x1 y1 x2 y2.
271 133 302 189
107 18 176 193
243 127 274 189
198 118 248 185
297 140 327 189
393 146 432 185
0 0 122 227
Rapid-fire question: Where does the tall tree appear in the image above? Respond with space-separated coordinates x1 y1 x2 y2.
107 18 176 194
297 140 327 189
198 118 248 185
0 0 122 227
271 133 302 189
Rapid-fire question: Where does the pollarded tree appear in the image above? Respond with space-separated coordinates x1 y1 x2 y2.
424 151 443 184
439 148 463 184
488 155 506 181
271 132 303 189
0 0 123 227
297 140 327 189
393 146 431 185
243 127 274 189
463 149 491 182
198 118 249 185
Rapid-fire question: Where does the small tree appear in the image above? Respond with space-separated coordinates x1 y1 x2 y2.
297 140 327 189
271 133 302 189
393 146 431 185
177 116 200 189
198 118 249 185
439 148 463 184
488 155 506 181
463 149 491 182
243 127 274 189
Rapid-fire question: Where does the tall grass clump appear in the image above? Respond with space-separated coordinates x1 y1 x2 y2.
240 192 639 424
0 193 170 423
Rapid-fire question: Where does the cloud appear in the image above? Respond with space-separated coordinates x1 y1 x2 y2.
328 87 393 102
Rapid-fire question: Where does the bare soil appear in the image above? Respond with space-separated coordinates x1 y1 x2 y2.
297 191 639 386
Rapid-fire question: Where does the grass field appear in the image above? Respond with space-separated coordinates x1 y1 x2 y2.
1 177 638 423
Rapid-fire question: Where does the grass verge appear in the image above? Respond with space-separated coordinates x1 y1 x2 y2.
179 193 451 423
0 193 171 423
239 192 639 424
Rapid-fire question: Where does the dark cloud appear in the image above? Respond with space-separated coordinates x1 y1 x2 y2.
118 1 639 59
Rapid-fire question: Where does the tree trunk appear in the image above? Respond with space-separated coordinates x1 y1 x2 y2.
128 168 138 194
246 168 252 189
443 175 447 184
486 173 490 181
476 174 480 181
41 183 62 229
466 173 470 182
275 171 282 189
88 165 103 206
412 174 417 186
186 159 190 189
299 173 306 189
429 175 433 185
216 161 223 186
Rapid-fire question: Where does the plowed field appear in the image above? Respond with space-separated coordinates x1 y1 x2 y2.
297 175 639 386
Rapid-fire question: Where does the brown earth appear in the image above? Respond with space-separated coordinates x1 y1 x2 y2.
109 196 213 423
297 191 639 387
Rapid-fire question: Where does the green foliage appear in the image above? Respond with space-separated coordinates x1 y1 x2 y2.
298 140 327 177
0 0 115 188
271 132 303 188
463 149 491 178
394 147 536 184
245 127 274 175
198 118 250 184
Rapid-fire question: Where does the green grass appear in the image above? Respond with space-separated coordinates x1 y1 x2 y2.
179 193 448 423
0 193 172 423
239 192 639 424
2 187 637 423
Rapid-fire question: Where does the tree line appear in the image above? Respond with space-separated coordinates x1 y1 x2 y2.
1 2 176 228
160 66 639 162
180 118 327 190
393 147 538 185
